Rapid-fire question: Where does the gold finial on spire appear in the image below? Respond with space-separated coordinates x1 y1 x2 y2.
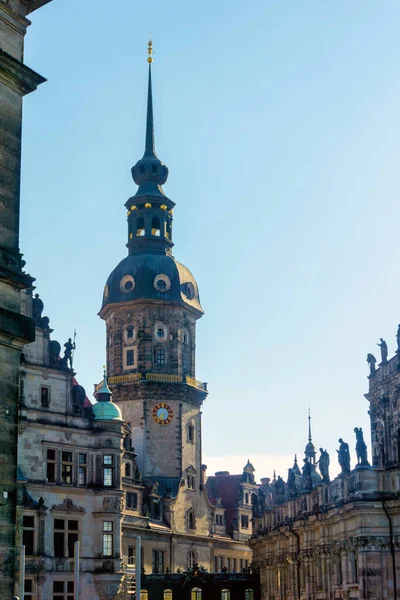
147 39 153 63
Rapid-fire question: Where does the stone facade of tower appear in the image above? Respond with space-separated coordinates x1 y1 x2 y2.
98 54 256 587
250 330 400 600
0 1 51 596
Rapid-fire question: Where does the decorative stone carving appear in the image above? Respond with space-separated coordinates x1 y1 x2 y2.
51 498 85 513
103 497 120 512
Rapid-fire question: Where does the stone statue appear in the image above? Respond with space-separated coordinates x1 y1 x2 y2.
252 492 259 516
367 353 377 376
316 448 330 482
354 427 370 466
32 293 44 326
302 459 313 491
378 338 388 363
62 337 75 370
49 340 61 366
337 438 351 474
257 488 266 513
260 477 273 505
287 468 297 497
397 325 400 354
274 476 285 504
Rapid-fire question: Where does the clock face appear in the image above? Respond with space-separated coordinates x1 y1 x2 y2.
152 402 174 425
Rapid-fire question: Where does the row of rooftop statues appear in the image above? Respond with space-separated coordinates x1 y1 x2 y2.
367 326 400 375
257 427 370 507
32 293 76 369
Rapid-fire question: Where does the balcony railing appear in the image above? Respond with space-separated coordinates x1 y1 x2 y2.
146 373 182 383
108 372 207 391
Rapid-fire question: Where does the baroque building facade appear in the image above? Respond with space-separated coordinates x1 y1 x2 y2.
14 50 259 600
249 335 400 600
0 0 52 597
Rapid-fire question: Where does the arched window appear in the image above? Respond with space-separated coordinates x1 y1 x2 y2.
188 509 195 530
188 550 195 569
188 423 194 443
125 463 131 478
221 589 230 600
163 590 173 600
245 590 254 600
136 217 145 237
141 591 148 600
191 588 202 600
151 216 161 236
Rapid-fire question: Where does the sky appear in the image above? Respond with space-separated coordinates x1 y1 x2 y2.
21 0 400 482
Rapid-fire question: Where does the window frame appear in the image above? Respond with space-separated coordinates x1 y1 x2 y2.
103 454 114 487
53 580 74 600
78 453 87 486
41 386 50 408
102 521 113 557
152 549 165 573
46 448 57 483
126 492 138 510
61 451 73 485
155 348 165 367
22 514 35 555
53 518 79 559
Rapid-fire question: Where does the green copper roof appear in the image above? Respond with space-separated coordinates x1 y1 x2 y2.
92 400 123 422
93 369 123 421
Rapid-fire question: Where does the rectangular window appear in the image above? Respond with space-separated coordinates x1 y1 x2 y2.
214 556 218 573
241 515 249 529
67 520 79 558
61 452 73 485
227 557 231 572
23 515 35 555
25 578 33 599
128 545 134 565
103 521 113 557
103 455 113 486
152 549 164 573
41 386 50 407
47 449 56 483
219 556 224 572
187 475 195 490
126 492 138 510
53 519 79 558
244 559 249 569
240 559 243 572
78 453 87 486
53 581 74 600
126 349 134 366
233 558 237 573
156 349 165 366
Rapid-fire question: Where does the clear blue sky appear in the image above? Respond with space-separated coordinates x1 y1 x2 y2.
21 0 400 480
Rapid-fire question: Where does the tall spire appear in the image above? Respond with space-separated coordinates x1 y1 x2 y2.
304 407 316 464
126 41 173 256
144 40 156 158
130 39 169 196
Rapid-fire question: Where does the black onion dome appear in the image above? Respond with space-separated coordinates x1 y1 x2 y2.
101 253 203 314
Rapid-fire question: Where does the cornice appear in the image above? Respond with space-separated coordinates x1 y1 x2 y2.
0 47 45 95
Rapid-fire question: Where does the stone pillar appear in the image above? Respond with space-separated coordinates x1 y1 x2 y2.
0 3 50 596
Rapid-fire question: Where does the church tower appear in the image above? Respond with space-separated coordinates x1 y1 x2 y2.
99 43 207 483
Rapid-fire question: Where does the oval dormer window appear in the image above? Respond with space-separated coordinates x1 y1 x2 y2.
154 274 171 292
120 275 135 294
186 282 195 300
